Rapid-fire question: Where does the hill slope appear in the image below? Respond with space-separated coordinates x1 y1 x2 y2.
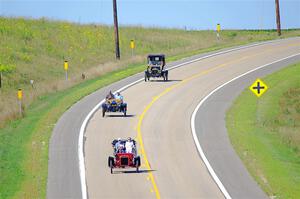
1 17 299 125
0 17 300 199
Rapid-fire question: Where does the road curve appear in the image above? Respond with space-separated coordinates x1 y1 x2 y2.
46 38 300 199
84 38 300 198
194 53 300 198
191 53 300 199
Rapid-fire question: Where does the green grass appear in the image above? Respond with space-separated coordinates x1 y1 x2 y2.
0 17 300 199
0 64 145 199
1 17 300 125
226 62 300 198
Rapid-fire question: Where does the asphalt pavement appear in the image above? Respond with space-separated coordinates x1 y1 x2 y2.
47 38 300 199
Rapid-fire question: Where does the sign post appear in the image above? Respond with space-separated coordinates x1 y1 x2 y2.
216 23 221 40
64 60 68 80
130 40 135 57
17 88 23 116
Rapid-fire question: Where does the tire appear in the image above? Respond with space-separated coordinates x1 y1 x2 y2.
102 108 105 117
166 72 168 81
123 105 127 116
108 156 114 174
144 74 147 82
135 156 141 172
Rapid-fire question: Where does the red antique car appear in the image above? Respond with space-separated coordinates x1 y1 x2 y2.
108 138 141 174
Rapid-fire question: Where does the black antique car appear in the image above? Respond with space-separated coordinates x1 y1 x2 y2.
145 54 168 81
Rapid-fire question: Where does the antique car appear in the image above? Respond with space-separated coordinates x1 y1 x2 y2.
102 98 127 117
145 54 168 81
108 138 141 174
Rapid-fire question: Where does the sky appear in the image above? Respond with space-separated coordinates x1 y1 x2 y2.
0 0 300 30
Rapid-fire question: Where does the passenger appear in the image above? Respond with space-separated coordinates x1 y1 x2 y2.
125 137 134 153
114 92 124 103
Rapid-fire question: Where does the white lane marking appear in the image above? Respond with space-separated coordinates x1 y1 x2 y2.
190 52 300 199
78 39 294 199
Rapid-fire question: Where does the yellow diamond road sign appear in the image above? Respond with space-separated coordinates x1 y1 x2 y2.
249 79 268 97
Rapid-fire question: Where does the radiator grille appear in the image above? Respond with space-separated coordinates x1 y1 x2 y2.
121 157 128 165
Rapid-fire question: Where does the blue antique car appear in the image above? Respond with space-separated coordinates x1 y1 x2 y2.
102 98 127 117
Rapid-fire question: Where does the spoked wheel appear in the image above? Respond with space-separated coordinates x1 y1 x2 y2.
123 106 127 116
135 156 141 173
108 157 114 174
163 71 168 81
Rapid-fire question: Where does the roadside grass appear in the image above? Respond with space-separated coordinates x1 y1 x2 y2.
0 63 144 199
226 62 300 198
1 17 300 199
1 17 300 125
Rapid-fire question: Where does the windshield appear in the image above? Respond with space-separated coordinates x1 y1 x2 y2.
148 56 163 66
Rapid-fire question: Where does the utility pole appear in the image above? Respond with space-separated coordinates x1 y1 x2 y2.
113 0 120 59
275 0 281 36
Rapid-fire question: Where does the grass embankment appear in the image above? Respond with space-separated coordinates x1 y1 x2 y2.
0 17 299 198
1 17 300 125
227 62 300 198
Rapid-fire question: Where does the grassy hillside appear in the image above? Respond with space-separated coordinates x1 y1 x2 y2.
1 17 300 126
227 62 300 198
0 17 300 198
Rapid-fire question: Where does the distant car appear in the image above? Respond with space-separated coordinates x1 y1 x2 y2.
102 98 127 117
108 138 141 174
145 54 168 81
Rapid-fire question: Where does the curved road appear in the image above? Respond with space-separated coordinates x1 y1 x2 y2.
47 38 300 199
84 38 300 198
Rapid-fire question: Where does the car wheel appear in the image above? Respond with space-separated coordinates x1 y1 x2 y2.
108 156 114 174
135 156 141 172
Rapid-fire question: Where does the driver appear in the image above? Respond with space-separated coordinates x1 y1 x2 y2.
115 138 125 153
106 90 114 100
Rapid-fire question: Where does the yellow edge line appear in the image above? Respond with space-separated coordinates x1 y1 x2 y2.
136 42 297 199
136 59 240 199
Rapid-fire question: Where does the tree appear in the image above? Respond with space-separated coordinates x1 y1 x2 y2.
0 64 15 88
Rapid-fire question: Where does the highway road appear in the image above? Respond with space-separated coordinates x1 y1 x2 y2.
84 38 300 198
47 37 300 199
